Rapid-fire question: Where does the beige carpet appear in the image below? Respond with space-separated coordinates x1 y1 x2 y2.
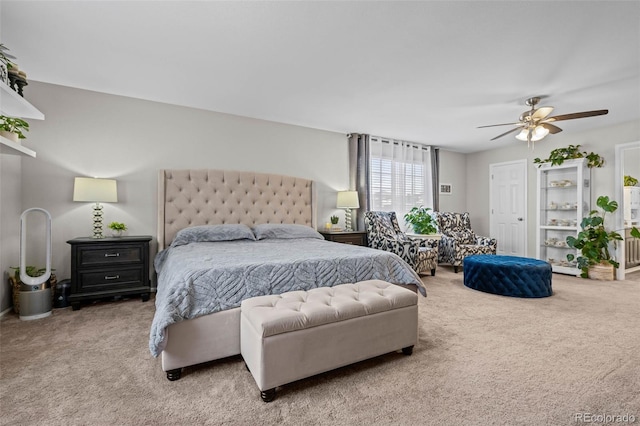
1 268 639 426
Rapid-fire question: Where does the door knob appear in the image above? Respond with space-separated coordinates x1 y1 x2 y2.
517 217 524 221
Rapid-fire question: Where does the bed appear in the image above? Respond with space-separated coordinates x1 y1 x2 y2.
151 169 424 380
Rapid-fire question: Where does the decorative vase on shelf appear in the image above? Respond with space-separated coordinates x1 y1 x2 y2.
111 229 123 238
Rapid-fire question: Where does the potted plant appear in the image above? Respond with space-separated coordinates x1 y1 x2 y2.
404 206 438 235
108 221 127 237
533 144 604 168
0 115 29 142
329 215 341 231
566 196 623 279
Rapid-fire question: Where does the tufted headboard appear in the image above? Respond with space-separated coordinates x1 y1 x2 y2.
157 169 317 250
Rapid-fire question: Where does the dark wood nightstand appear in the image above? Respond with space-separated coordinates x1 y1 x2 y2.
67 236 152 310
319 230 368 246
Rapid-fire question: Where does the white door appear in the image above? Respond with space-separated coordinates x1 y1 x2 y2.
490 160 527 256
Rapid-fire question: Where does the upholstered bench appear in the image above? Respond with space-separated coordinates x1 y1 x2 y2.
463 254 552 298
240 280 418 402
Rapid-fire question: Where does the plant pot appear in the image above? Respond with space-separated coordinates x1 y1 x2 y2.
588 262 615 281
110 229 124 238
0 130 19 143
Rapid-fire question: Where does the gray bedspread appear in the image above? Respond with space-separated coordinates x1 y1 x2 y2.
149 238 424 356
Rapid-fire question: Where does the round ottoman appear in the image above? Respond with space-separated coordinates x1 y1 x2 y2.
463 255 552 298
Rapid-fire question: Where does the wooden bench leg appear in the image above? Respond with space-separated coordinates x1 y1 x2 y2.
261 388 276 402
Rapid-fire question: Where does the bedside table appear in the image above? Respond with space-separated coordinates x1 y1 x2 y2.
319 230 368 246
67 236 152 310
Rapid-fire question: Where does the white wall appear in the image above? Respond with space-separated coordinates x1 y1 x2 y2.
438 150 467 213
12 82 349 297
466 120 640 257
0 154 22 312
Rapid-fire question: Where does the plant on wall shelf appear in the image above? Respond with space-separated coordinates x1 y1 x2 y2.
533 144 604 168
0 115 29 140
404 206 438 235
624 175 638 187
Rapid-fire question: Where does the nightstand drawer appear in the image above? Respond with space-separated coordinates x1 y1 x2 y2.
332 234 365 245
319 231 368 246
78 266 144 291
78 245 143 267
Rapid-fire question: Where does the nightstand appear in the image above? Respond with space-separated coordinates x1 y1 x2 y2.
319 230 368 246
67 236 152 310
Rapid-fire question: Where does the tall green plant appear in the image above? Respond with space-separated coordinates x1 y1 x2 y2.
566 196 622 278
404 206 437 234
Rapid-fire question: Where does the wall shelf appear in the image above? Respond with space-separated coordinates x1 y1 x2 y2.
0 135 36 157
0 80 44 119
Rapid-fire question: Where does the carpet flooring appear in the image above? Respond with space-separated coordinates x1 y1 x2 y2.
1 267 639 425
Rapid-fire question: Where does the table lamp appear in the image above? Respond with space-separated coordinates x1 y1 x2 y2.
336 191 360 232
73 177 118 238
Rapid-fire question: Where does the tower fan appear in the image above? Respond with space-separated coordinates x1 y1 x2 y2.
18 208 53 320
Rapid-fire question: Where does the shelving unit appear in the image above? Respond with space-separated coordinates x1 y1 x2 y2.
0 80 44 156
0 135 35 157
0 80 44 119
536 158 590 276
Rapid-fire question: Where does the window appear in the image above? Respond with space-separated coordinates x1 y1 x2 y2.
369 136 434 229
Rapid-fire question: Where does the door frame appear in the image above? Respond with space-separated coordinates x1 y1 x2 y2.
489 159 528 257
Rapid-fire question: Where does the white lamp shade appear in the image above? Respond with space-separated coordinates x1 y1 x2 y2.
336 191 360 209
73 177 118 203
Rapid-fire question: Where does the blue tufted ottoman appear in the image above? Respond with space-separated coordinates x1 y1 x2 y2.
463 255 552 298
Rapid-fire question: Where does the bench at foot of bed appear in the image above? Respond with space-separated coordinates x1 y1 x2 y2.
240 280 418 402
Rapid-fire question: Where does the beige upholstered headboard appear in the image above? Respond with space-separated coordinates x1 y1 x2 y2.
157 169 317 250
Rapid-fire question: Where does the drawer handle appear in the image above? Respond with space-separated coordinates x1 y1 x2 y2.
104 253 120 257
104 275 120 280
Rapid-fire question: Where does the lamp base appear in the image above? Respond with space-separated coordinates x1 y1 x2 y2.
92 202 105 239
344 209 353 232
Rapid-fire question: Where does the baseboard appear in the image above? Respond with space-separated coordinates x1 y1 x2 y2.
0 306 13 318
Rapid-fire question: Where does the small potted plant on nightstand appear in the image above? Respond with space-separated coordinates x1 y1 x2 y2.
0 115 29 143
330 215 341 231
108 221 127 237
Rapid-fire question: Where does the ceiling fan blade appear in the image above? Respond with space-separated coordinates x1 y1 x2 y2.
531 106 554 121
478 122 521 129
540 123 563 134
545 109 609 122
490 127 521 141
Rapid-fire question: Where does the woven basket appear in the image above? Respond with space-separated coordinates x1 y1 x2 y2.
10 273 57 314
588 262 614 281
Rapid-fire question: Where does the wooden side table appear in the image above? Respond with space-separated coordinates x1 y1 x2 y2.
67 235 152 310
319 230 368 246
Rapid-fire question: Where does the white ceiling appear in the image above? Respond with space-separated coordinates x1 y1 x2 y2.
2 1 638 153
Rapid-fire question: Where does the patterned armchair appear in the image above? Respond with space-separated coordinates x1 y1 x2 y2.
433 212 497 273
364 211 438 276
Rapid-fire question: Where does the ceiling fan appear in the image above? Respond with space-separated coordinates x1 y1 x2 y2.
478 97 608 147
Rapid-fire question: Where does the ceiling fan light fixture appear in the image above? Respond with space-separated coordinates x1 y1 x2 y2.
515 129 529 141
531 125 549 141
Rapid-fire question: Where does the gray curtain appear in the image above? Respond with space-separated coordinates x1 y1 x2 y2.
432 148 440 211
348 133 370 232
